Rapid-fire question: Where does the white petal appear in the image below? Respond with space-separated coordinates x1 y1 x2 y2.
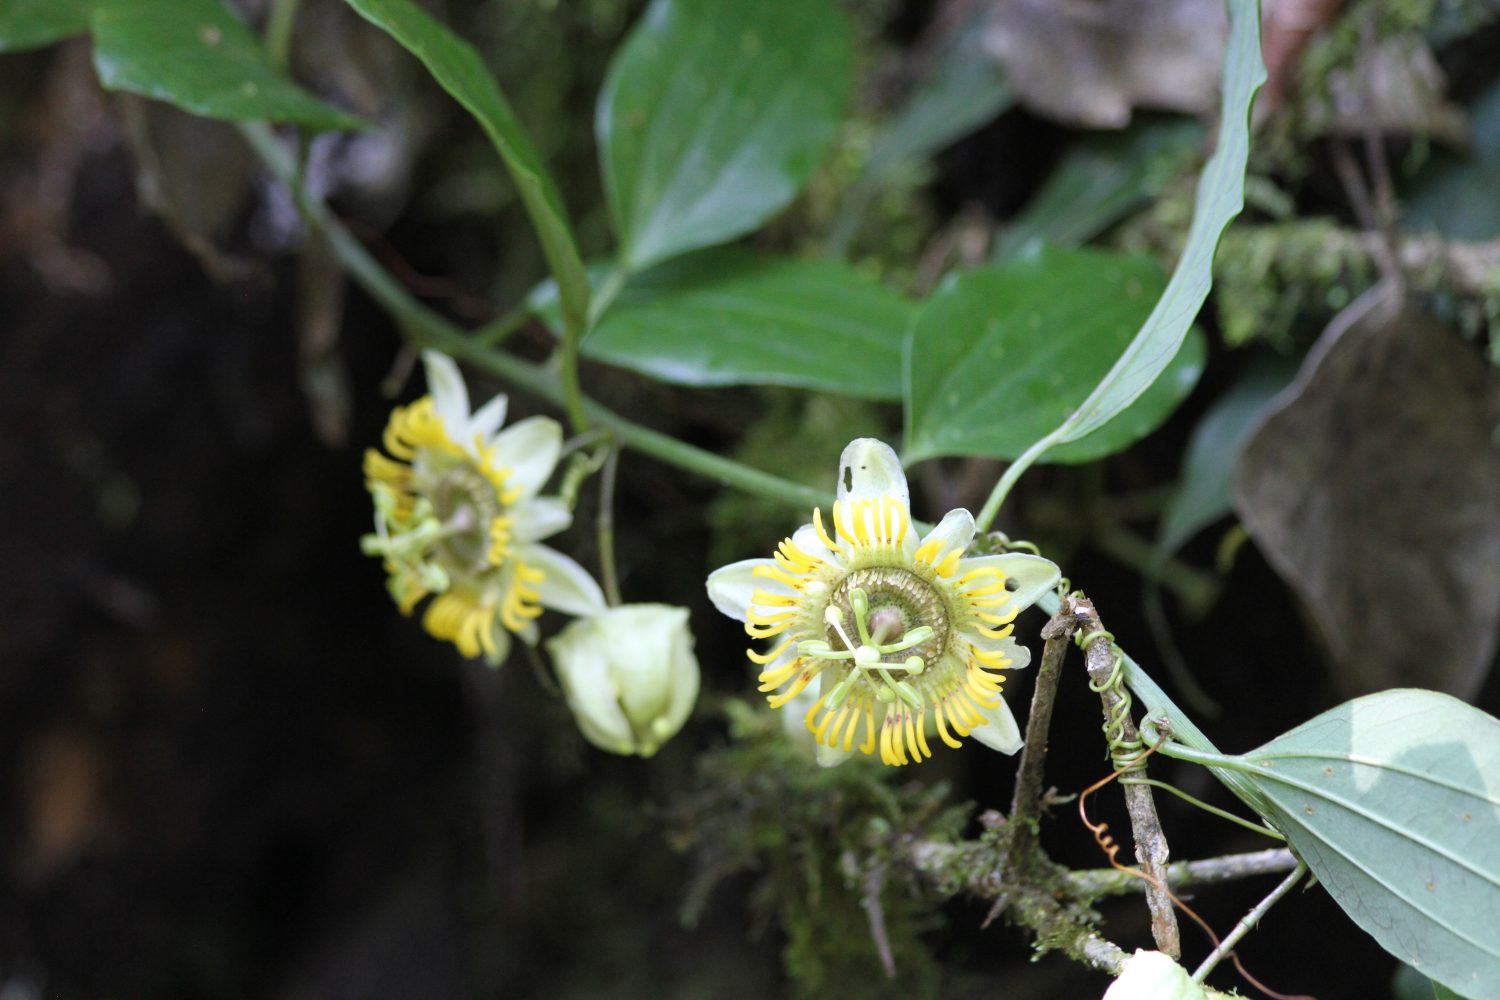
705 559 784 621
960 553 1060 614
467 392 509 444
520 543 607 616
970 633 1032 670
422 350 470 439
969 695 1024 754
813 670 855 768
510 496 572 543
481 623 512 668
836 438 908 508
918 508 976 557
490 415 563 500
790 522 832 563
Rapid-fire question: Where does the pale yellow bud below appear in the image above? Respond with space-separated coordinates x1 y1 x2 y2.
547 604 701 758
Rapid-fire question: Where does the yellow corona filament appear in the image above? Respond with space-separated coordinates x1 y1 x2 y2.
859 704 878 754
499 562 544 632
487 517 513 567
812 507 842 555
913 709 932 759
841 703 862 751
757 658 803 691
934 703 962 749
767 666 819 708
747 638 796 666
805 693 829 732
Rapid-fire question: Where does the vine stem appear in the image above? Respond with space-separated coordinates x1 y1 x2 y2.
238 122 829 513
265 0 301 72
1074 595 1181 958
1009 599 1081 830
1191 859 1308 983
975 428 1061 533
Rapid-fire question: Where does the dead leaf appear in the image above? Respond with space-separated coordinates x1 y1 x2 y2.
982 0 1226 128
1309 33 1468 144
1232 289 1500 698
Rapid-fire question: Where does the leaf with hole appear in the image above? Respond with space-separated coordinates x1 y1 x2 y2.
903 247 1204 464
597 0 852 271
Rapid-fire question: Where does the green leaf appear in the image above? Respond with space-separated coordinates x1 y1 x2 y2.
1016 0 1263 455
90 0 361 131
597 0 852 271
0 0 93 50
903 248 1205 463
992 117 1202 262
1154 358 1294 562
344 0 590 336
533 249 914 399
1229 691 1500 999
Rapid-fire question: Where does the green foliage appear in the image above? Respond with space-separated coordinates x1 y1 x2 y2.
1026 0 1264 453
0 0 359 130
1227 691 1500 999
597 0 853 271
344 0 591 338
0 0 92 50
904 247 1206 464
535 248 915 397
675 703 964 998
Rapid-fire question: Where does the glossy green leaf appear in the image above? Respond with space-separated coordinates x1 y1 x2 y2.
344 0 590 336
597 0 852 271
904 248 1205 463
0 0 92 50
1154 358 1294 562
1017 0 1263 456
1228 691 1500 1000
533 249 914 399
992 117 1202 262
90 0 361 130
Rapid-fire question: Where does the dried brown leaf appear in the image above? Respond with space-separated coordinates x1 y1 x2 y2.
1233 290 1500 697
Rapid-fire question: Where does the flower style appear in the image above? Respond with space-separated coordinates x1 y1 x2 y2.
707 439 1059 767
362 351 605 665
547 604 701 757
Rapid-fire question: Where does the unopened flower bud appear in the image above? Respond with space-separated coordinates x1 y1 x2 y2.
547 604 700 757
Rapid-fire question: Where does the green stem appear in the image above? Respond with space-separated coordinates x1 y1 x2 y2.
239 121 828 513
597 445 623 607
975 429 1061 533
1191 859 1308 984
588 266 629 328
265 0 300 72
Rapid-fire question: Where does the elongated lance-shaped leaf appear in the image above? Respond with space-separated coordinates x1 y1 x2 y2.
1038 0 1264 450
344 0 590 337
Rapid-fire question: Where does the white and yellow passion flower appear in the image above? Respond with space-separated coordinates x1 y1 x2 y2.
707 439 1059 767
362 351 605 665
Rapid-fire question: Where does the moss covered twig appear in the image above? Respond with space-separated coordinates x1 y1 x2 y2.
1067 847 1298 898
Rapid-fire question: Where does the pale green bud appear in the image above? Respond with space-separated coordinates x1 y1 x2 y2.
547 604 700 758
1103 951 1216 1000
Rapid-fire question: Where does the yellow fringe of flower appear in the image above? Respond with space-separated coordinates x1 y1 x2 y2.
500 561 545 632
423 589 500 660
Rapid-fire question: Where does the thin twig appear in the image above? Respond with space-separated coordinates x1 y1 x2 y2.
859 863 897 978
1191 860 1309 983
1009 598 1082 829
1067 848 1298 898
983 598 1079 927
1074 596 1181 959
597 445 623 607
